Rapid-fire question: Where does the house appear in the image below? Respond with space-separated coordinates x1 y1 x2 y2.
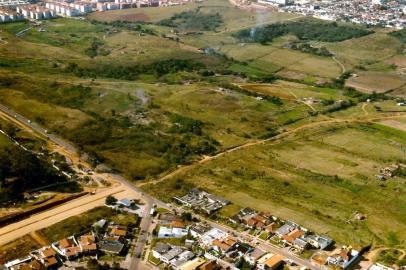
5 256 37 270
305 235 333 250
170 250 196 269
293 238 309 251
99 236 124 255
190 223 212 239
201 228 227 246
179 257 206 270
152 242 171 259
265 223 276 233
274 222 297 238
158 226 188 239
326 246 360 269
78 235 97 255
173 189 230 215
244 248 266 265
93 219 107 229
199 260 218 270
118 198 134 208
52 237 81 260
34 246 59 269
257 254 276 270
152 243 183 264
233 242 253 257
245 215 268 229
212 237 236 254
18 259 44 270
239 208 256 218
160 246 183 264
263 254 285 270
228 215 240 224
110 227 127 238
282 229 305 245
159 213 182 224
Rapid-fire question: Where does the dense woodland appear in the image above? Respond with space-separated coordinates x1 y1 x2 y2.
234 20 372 44
159 10 223 31
0 142 68 204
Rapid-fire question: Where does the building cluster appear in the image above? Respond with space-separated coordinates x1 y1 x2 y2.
151 208 363 270
3 219 133 270
0 7 23 22
228 208 334 253
272 0 406 28
152 213 288 270
0 0 193 23
173 189 230 215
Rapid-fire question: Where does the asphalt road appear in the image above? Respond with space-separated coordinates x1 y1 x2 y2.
0 103 322 270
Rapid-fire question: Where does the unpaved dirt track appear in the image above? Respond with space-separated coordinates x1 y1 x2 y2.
138 113 406 187
0 185 133 246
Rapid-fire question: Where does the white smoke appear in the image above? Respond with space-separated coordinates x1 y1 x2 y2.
135 88 149 105
250 10 269 38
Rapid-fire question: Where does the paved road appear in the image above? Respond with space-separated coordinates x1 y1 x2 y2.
0 103 323 270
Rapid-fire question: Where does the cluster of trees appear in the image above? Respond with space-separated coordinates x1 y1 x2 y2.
234 20 372 44
159 10 222 31
0 143 67 204
29 82 93 110
87 259 124 270
64 113 219 179
290 42 333 57
320 99 355 114
84 38 106 58
389 28 406 43
169 114 204 135
64 59 205 80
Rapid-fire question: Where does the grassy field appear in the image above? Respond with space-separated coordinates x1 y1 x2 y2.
142 122 406 247
346 72 406 94
41 206 138 242
0 133 12 148
0 235 40 265
0 1 406 253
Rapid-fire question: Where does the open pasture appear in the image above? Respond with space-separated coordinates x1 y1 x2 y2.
345 72 406 94
143 122 406 247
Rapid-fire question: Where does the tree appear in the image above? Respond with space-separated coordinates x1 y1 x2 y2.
106 195 118 206
181 211 192 221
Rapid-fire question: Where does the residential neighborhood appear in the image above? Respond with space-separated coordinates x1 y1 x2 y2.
3 219 135 270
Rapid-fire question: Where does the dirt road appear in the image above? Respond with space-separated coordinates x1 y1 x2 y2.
0 185 134 246
138 113 406 187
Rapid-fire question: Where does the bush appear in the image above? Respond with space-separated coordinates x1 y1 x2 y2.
234 19 372 44
159 10 223 31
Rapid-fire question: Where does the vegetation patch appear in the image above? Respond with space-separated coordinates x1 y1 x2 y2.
159 9 223 31
0 133 70 204
234 20 372 44
40 206 138 242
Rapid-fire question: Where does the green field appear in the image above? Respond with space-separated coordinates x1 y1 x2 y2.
143 122 406 247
